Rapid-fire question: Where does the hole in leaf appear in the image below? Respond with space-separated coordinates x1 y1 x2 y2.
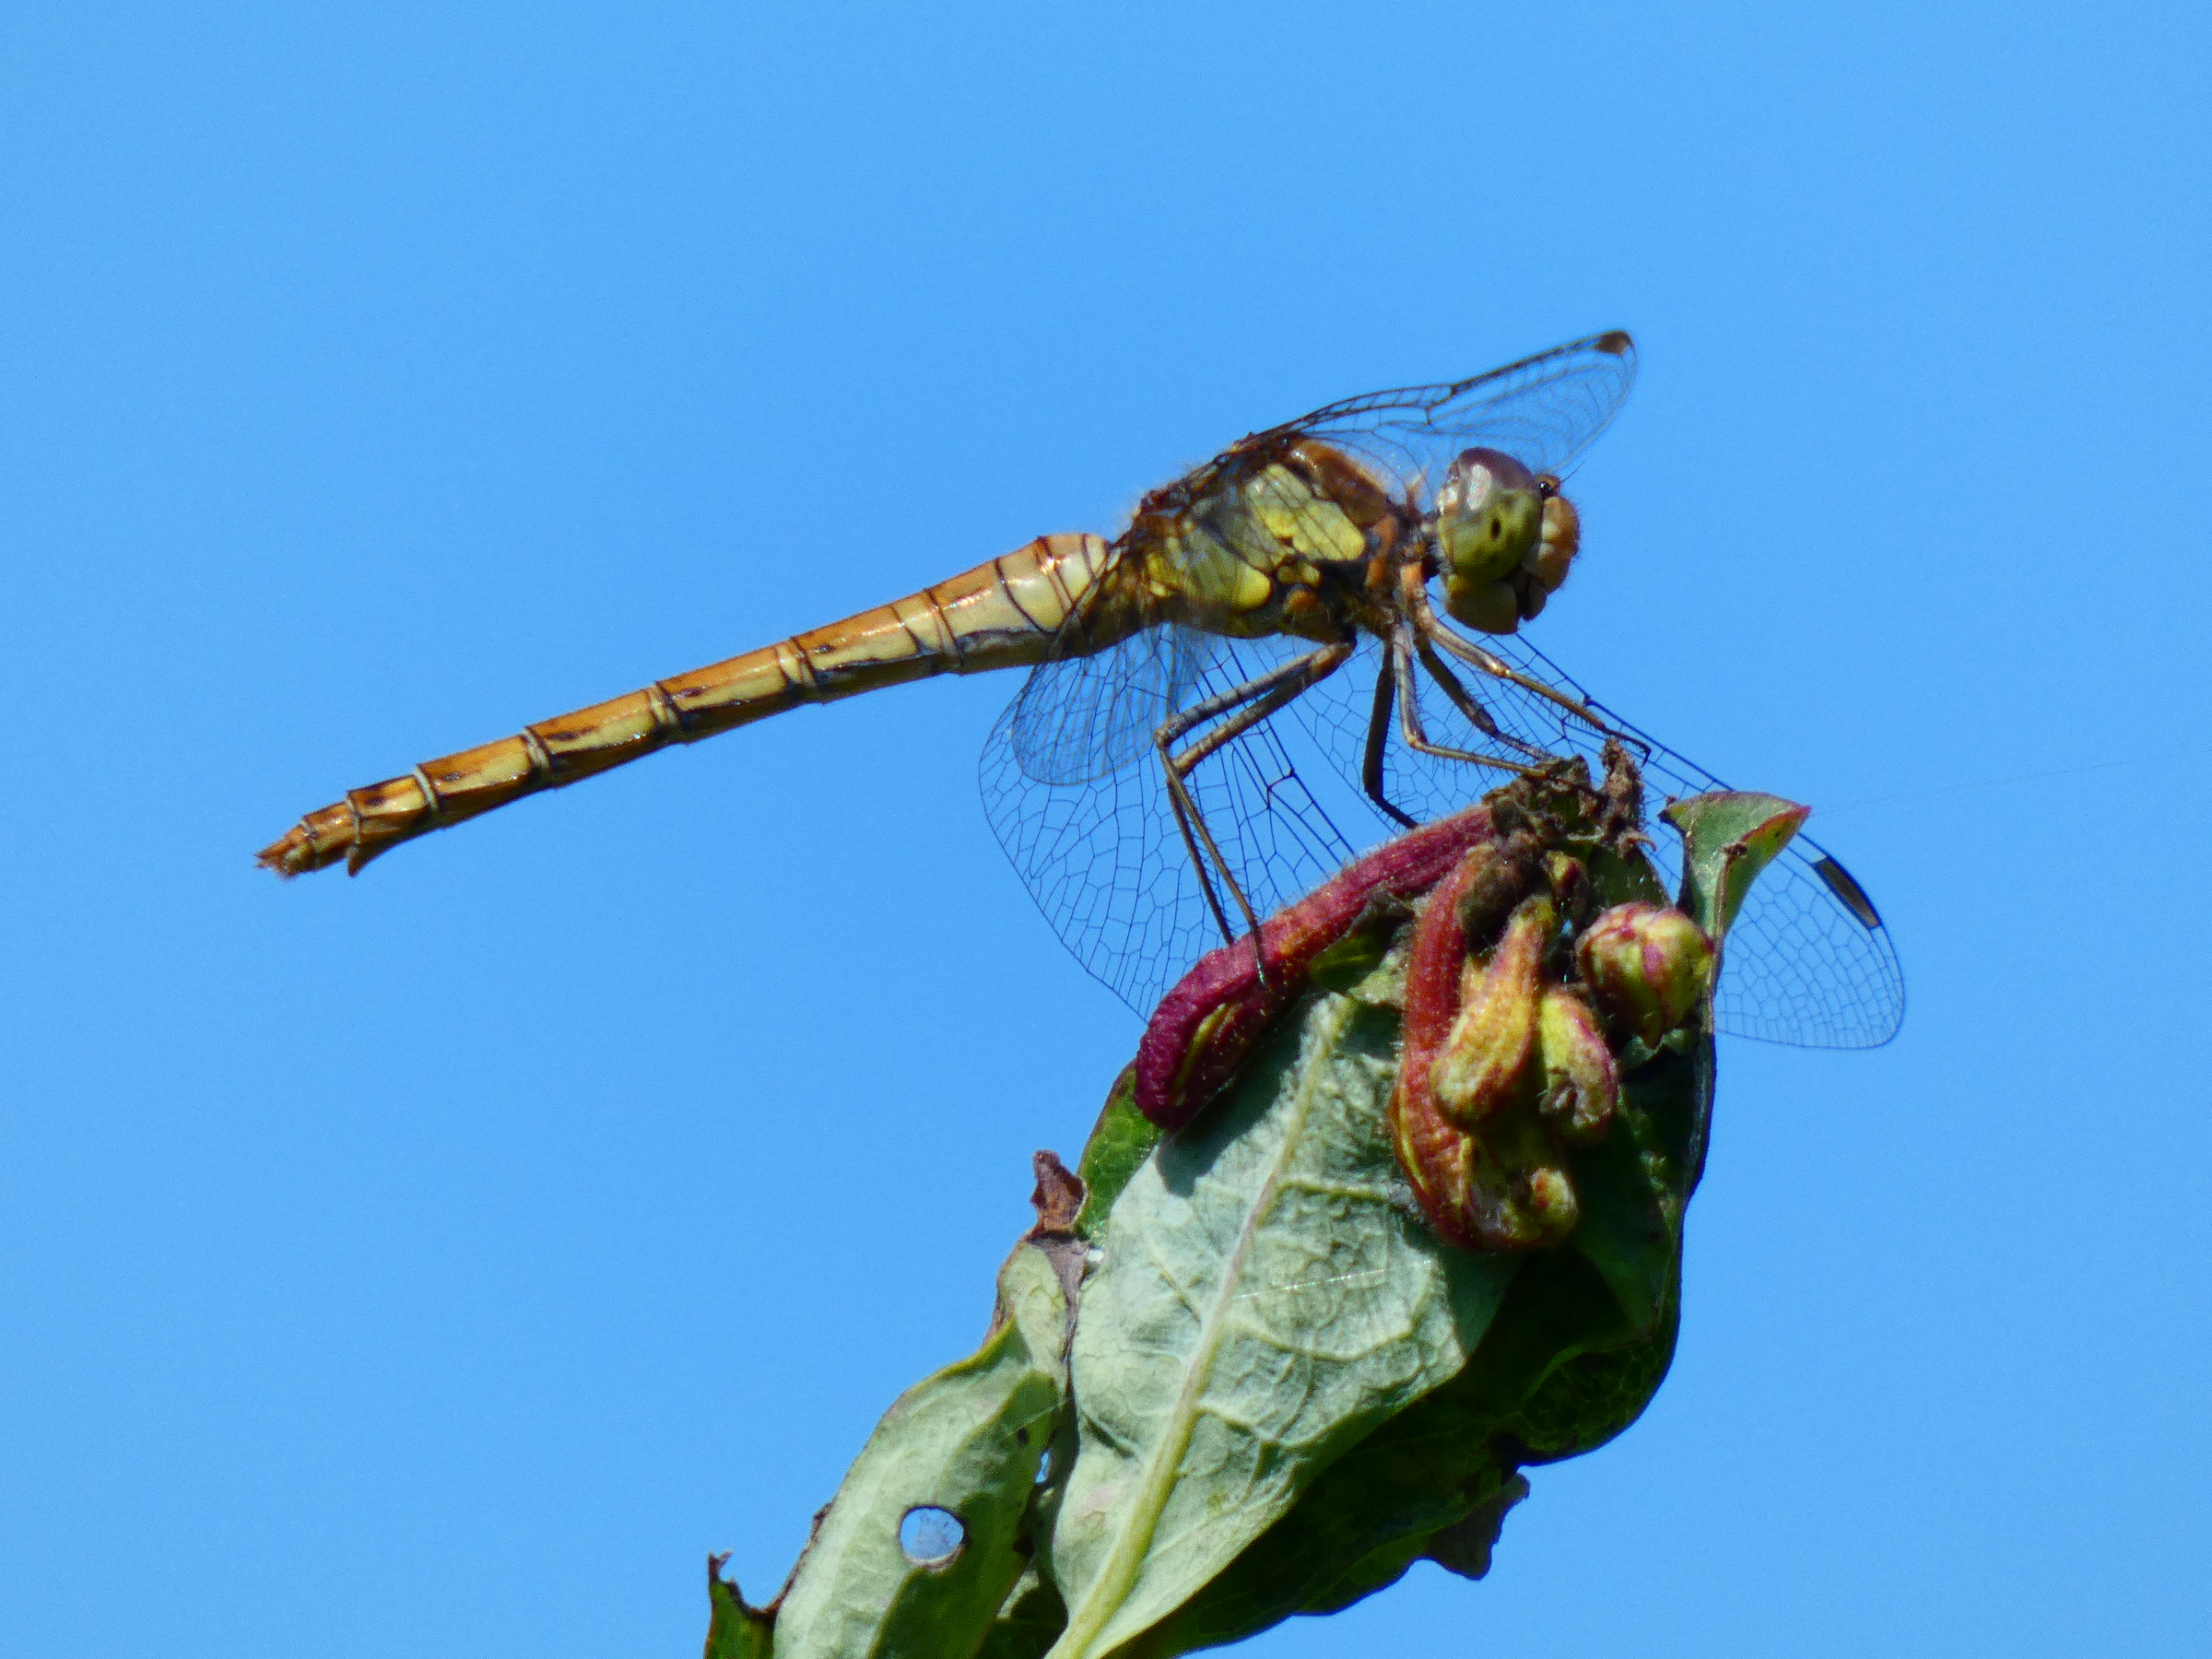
899 1506 965 1567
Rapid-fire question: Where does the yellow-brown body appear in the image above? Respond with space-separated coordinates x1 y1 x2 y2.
259 435 1581 878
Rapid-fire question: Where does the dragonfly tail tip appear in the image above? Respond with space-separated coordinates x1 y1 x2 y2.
255 830 311 879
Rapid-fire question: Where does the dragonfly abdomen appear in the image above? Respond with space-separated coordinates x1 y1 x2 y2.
257 533 1115 877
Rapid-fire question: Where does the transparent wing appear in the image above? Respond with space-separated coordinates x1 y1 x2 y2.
982 633 1363 1013
1004 624 1224 786
1279 329 1638 490
1491 633 1906 1049
981 329 1899 1044
1112 331 1641 630
1273 630 1906 1049
984 615 1903 1047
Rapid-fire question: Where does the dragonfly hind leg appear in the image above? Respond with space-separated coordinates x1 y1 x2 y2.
1153 641 1356 951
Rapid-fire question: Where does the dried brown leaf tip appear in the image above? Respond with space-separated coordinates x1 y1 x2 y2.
1026 1150 1086 1236
1014 1149 1090 1314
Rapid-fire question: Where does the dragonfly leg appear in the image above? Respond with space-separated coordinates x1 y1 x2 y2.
1411 599 1623 746
1360 658 1419 829
1412 638 1554 766
1159 763 1240 950
1391 630 1537 774
1154 642 1357 952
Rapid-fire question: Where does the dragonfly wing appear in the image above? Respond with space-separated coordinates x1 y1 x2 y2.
982 634 1361 1012
1453 634 1905 1049
1689 836 1906 1049
1003 623 1223 786
982 330 1900 1043
1268 630 1906 1048
1280 330 1638 489
992 618 1905 1044
1122 333 1639 622
1507 636 1905 1050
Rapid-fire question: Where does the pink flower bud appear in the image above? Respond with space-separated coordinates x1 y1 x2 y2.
1135 804 1506 1130
1574 902 1715 1045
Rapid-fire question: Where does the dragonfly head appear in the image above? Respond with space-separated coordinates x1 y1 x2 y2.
1436 448 1581 634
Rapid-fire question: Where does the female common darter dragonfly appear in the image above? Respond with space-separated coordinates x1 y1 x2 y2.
260 331 1903 1049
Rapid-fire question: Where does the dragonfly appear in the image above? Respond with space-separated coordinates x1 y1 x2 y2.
260 330 1904 1049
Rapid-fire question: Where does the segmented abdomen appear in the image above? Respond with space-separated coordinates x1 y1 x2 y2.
257 533 1118 876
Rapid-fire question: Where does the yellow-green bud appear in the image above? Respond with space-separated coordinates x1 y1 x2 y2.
1535 988 1618 1143
1544 852 1586 913
1574 902 1716 1045
1516 1165 1580 1241
1430 895 1552 1127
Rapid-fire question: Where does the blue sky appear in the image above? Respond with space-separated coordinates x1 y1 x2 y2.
4 3 2208 1653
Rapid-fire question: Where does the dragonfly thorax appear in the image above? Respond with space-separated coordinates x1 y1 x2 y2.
1127 440 1400 644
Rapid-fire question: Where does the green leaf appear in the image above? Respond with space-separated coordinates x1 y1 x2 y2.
811 770 1804 1659
1119 1248 1633 1657
976 1561 1068 1659
1664 791 1811 944
1582 841 1668 911
1565 1030 1709 1336
1074 1066 1159 1241
703 1559 775 1659
771 1243 1073 1659
1042 989 1520 1659
1112 846 1723 1657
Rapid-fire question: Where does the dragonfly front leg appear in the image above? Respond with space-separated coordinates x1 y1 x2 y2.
1390 630 1539 774
1410 595 1622 747
1154 641 1356 948
1411 638 1557 767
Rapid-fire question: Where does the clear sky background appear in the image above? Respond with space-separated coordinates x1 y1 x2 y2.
5 4 2208 1654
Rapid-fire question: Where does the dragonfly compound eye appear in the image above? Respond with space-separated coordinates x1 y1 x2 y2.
1523 493 1582 595
1436 446 1542 592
